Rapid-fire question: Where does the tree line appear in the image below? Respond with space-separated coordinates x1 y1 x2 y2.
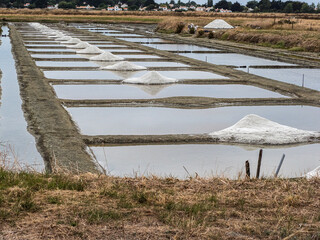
0 0 319 13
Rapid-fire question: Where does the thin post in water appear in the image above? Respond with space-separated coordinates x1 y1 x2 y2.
302 74 305 87
256 149 263 179
245 160 250 179
275 154 285 178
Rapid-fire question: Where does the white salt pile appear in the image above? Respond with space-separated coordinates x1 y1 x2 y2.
204 19 234 29
64 38 82 44
123 71 177 84
89 52 124 61
101 61 147 71
305 166 320 179
56 36 72 41
76 45 104 54
67 42 90 49
209 114 320 145
134 84 169 96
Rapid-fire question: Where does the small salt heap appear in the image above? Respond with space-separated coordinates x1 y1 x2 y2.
89 52 124 61
76 45 104 54
101 61 146 71
123 71 177 84
64 38 82 44
209 114 320 145
56 36 72 41
67 42 90 49
305 166 320 179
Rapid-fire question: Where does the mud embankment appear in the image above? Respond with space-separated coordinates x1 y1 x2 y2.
9 24 99 173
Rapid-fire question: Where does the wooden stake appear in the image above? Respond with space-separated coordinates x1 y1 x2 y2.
256 149 263 179
275 154 285 178
245 160 250 179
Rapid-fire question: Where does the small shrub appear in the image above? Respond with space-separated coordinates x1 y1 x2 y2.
208 31 214 39
196 30 204 37
189 26 195 34
175 22 185 34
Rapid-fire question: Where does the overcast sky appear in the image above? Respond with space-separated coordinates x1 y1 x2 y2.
155 0 318 5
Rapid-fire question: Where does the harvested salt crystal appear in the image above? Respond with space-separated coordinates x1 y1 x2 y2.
101 61 146 71
123 71 177 84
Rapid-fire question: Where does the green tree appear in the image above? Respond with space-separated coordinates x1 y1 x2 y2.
31 0 48 8
231 1 243 11
258 0 271 11
284 2 293 12
246 0 258 8
207 0 213 7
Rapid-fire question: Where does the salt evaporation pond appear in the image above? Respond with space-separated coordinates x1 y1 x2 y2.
67 105 320 135
179 53 294 66
238 68 320 91
36 61 99 67
118 38 170 43
90 143 320 179
108 49 144 52
53 84 287 99
31 54 83 59
0 26 43 170
104 33 144 37
115 54 162 59
44 70 227 80
27 48 75 52
127 61 189 68
143 44 220 52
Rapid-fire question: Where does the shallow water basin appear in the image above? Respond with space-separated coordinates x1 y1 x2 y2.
143 44 219 52
179 53 294 66
53 84 287 99
44 70 228 80
238 68 320 91
118 38 170 43
36 61 99 67
91 144 320 178
67 105 320 136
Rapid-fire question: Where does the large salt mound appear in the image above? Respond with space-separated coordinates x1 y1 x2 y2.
305 166 320 179
204 19 234 29
89 52 124 61
76 45 104 54
101 61 147 71
67 42 90 49
64 38 82 44
209 114 320 145
123 71 177 85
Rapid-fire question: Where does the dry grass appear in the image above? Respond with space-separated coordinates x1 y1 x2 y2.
0 165 319 239
156 17 320 52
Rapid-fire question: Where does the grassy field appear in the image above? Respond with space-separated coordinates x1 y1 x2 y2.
156 17 320 52
1 9 319 52
0 166 319 239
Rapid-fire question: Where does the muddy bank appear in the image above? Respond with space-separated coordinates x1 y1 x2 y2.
9 24 99 173
83 134 320 146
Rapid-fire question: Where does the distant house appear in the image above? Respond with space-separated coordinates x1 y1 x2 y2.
196 6 205 11
159 5 168 11
121 3 128 8
216 8 232 12
168 3 174 8
47 4 58 9
76 4 95 9
139 6 147 11
107 6 114 11
179 6 188 11
189 5 196 10
24 2 30 7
